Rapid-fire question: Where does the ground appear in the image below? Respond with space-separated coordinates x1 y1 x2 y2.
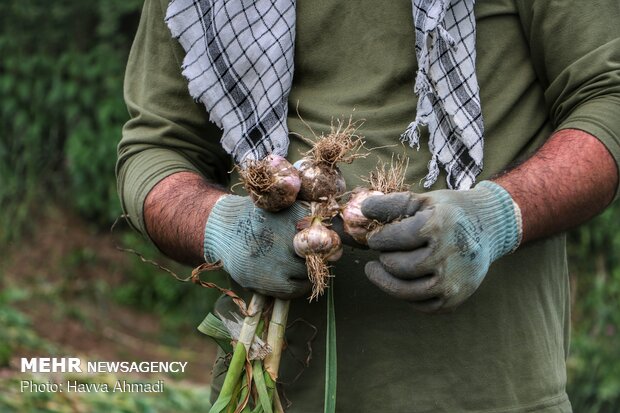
0 206 220 411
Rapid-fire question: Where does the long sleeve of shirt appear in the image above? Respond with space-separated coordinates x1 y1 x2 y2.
116 0 231 235
516 0 620 198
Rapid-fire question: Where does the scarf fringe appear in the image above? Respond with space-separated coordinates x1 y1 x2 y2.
401 120 422 150
423 157 441 189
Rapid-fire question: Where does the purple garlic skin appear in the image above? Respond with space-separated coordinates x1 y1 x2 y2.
294 220 343 261
251 154 301 211
294 158 346 202
341 187 384 245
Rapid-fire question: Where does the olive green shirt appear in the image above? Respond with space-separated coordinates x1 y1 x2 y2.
118 0 620 411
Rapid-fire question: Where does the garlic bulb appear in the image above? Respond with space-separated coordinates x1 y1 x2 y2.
294 216 343 301
294 219 343 262
241 154 301 212
341 187 384 245
294 158 346 202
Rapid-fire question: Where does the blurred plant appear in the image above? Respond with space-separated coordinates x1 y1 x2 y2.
114 231 229 341
0 0 142 242
0 288 55 367
567 203 620 412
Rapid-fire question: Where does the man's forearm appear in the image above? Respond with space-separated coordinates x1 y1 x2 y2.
143 171 228 266
494 129 618 244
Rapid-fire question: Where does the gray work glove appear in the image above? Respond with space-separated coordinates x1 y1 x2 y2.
203 195 310 299
361 181 522 313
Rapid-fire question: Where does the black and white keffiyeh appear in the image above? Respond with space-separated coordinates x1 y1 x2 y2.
165 0 483 189
165 0 295 163
403 0 483 190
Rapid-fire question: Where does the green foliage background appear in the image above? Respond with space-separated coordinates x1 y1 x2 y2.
0 1 619 411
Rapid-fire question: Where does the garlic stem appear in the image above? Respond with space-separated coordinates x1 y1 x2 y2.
264 298 290 381
238 294 266 352
274 391 285 413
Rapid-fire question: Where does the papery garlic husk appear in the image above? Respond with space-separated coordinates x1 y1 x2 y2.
242 154 301 212
341 187 384 245
293 158 346 202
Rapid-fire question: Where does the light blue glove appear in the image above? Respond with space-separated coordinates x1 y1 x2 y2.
361 181 522 313
203 195 310 299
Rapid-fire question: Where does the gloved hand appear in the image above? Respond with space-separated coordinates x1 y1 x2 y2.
361 181 522 313
203 195 310 299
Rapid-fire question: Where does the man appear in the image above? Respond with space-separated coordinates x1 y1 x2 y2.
117 0 620 411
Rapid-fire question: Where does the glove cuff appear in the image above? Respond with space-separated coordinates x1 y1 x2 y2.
510 198 523 252
203 195 249 263
475 181 523 260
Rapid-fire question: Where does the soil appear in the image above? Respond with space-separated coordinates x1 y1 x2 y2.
0 206 217 384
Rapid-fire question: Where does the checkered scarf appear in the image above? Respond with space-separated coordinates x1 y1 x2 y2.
166 0 483 189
